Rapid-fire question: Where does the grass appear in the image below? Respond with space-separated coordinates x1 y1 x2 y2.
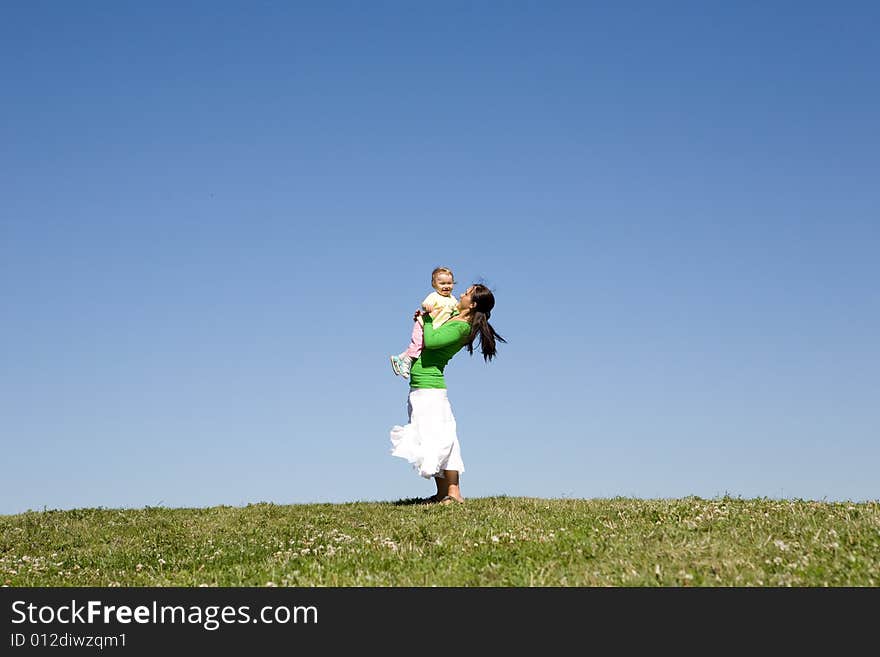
1 496 878 586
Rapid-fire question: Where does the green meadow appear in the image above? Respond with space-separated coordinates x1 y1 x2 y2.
2 497 878 586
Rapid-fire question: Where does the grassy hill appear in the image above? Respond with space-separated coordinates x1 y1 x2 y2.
2 496 877 586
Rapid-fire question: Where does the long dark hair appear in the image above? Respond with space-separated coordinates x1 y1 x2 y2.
464 284 506 362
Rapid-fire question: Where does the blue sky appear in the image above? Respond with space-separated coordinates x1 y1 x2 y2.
2 1 877 514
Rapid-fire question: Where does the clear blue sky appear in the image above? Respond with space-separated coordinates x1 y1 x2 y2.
2 1 877 515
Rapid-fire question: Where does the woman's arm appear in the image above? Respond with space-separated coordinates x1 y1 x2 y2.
423 315 469 349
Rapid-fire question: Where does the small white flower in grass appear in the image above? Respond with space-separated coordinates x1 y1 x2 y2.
265 581 277 587
491 536 500 543
135 564 144 571
158 558 166 565
773 540 789 551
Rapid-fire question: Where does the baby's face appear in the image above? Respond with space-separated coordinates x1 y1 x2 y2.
433 272 455 297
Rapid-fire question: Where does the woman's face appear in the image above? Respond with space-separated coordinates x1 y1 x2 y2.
458 286 475 310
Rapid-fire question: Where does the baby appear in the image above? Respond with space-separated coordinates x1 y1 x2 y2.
390 267 458 379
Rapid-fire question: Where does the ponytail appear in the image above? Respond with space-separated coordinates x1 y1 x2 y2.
465 311 506 361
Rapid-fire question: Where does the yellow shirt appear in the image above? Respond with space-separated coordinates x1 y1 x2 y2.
422 291 459 327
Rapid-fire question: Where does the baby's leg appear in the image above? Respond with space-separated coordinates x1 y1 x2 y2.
403 320 423 359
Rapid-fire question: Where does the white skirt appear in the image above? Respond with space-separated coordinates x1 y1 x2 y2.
390 388 465 478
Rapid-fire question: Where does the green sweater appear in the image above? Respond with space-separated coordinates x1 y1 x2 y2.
409 315 471 389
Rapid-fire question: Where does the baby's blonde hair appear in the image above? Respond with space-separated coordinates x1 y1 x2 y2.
431 267 455 289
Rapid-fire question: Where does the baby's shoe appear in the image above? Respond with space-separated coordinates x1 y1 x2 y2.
390 355 404 377
398 355 412 378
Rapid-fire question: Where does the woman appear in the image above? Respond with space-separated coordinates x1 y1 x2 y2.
390 284 505 504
